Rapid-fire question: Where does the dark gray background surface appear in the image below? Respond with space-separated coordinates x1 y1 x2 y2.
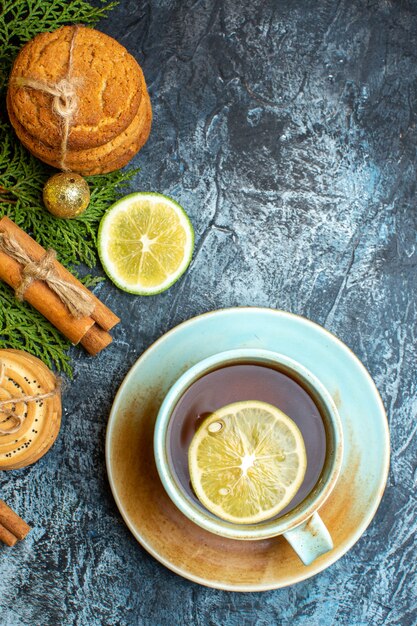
1 1 416 624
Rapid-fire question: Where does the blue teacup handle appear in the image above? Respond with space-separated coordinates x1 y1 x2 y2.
283 512 333 565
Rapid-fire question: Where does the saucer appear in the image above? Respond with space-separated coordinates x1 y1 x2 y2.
106 308 390 591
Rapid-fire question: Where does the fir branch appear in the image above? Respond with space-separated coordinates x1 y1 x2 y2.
0 0 139 375
0 121 136 374
0 281 73 375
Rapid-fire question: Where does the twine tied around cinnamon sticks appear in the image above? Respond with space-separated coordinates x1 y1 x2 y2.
0 216 120 354
0 230 94 319
13 25 79 171
0 362 61 436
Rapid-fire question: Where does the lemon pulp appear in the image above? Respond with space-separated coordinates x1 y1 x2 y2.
188 400 307 524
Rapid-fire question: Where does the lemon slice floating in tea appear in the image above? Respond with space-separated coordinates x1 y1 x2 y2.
98 192 194 295
188 400 307 524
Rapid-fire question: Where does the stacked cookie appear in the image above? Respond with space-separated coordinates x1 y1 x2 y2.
0 350 61 470
7 26 152 175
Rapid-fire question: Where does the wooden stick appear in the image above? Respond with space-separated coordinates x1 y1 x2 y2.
0 500 31 543
0 217 120 330
0 523 18 547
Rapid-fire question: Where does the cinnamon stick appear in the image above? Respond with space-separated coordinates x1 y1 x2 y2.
81 324 113 355
0 217 120 330
0 523 17 547
0 217 119 353
0 500 31 544
0 245 95 344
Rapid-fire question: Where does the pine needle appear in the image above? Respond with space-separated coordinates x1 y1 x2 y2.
0 0 137 376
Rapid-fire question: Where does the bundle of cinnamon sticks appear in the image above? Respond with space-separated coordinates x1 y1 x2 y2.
0 216 120 354
0 499 30 546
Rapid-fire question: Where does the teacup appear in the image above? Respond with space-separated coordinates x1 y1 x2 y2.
154 348 343 565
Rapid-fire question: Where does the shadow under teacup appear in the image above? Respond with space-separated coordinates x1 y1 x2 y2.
154 348 343 565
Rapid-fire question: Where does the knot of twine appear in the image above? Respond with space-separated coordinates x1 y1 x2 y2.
0 362 61 436
0 230 94 319
13 26 79 171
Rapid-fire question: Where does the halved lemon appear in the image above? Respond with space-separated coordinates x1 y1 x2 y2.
188 400 307 524
98 192 194 295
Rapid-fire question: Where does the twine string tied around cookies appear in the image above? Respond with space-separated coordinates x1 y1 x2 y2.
0 230 94 319
0 362 61 435
14 25 79 170
16 76 78 118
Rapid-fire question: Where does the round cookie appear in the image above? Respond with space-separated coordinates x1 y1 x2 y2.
0 350 62 470
7 26 143 151
7 67 152 175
